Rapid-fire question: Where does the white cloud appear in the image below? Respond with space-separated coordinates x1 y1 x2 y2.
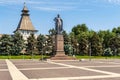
28 1 77 11
34 6 76 11
34 7 60 11
0 0 92 12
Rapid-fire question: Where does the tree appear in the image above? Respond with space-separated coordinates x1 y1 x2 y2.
72 24 88 36
111 27 120 56
46 35 54 55
64 43 73 55
109 36 120 56
62 30 72 54
48 28 56 55
98 30 106 46
0 34 13 56
49 28 56 35
69 32 78 55
37 34 46 55
112 27 120 36
103 48 113 58
103 30 116 48
90 32 103 56
71 24 89 55
62 30 70 45
26 33 37 58
11 32 25 55
78 32 88 55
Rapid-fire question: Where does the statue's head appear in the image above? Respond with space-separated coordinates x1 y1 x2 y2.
57 14 60 18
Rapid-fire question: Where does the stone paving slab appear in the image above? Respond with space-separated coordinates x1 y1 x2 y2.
21 68 105 79
0 60 7 69
90 67 120 74
15 63 64 69
11 60 42 64
11 60 65 69
0 59 120 80
53 60 120 67
6 59 29 80
0 71 12 80
0 60 6 64
12 62 47 66
0 65 8 69
88 77 120 80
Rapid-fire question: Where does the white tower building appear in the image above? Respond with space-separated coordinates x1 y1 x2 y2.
14 3 38 40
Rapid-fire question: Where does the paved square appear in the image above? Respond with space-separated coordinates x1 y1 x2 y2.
0 59 120 80
0 60 12 80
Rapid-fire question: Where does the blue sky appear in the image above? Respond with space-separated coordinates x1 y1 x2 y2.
1 0 120 34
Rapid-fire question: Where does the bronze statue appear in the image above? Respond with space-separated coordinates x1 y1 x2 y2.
54 14 63 34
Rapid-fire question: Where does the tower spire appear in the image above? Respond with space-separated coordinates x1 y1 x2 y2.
22 2 29 16
14 3 38 40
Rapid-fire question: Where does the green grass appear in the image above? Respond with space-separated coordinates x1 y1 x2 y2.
0 55 50 59
75 55 120 59
0 55 120 59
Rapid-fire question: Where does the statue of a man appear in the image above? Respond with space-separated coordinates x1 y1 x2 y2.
54 14 63 34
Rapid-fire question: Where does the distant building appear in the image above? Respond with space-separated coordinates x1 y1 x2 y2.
0 34 2 37
0 34 11 38
14 3 38 40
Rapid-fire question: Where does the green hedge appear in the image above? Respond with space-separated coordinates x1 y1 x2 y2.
0 55 49 59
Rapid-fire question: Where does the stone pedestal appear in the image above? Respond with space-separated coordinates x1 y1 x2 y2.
50 34 76 60
55 34 65 56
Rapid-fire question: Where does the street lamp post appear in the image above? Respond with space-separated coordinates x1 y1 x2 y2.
41 45 44 61
89 43 91 61
115 48 117 60
41 51 43 61
73 48 75 57
76 43 79 55
23 53 24 60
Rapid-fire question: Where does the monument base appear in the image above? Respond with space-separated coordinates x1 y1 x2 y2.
50 48 76 60
50 55 76 60
50 34 76 60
